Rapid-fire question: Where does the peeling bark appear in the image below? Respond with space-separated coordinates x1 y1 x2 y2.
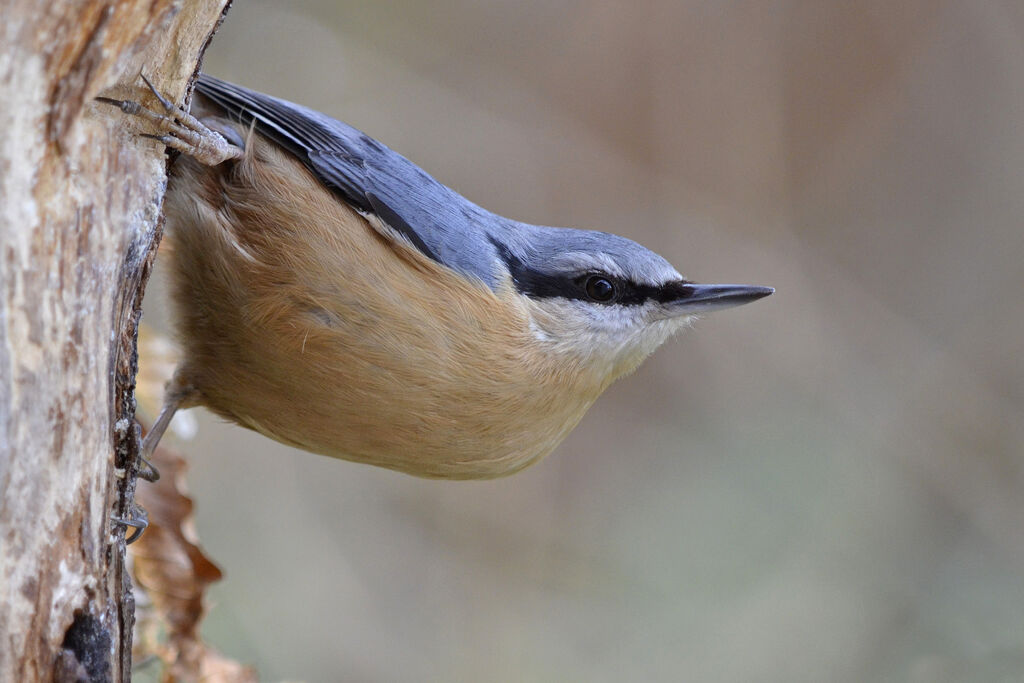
0 1 231 680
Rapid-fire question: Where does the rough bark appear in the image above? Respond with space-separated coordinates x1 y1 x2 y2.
0 1 230 680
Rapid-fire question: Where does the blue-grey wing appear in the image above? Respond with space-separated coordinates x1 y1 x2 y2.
194 74 502 288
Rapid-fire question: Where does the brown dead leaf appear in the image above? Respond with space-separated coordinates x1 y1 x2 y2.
131 441 256 682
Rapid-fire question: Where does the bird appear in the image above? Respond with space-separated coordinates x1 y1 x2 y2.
101 73 773 482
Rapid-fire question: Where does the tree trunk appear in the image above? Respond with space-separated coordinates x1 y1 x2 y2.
0 1 231 680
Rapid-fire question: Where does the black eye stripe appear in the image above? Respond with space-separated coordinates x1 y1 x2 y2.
620 279 693 305
490 238 688 306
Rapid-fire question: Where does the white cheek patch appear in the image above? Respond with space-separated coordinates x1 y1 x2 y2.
636 315 692 353
526 298 671 362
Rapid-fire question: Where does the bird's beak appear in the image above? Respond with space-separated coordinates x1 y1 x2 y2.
666 283 774 314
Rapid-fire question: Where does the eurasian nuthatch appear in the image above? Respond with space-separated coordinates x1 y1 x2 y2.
105 74 772 481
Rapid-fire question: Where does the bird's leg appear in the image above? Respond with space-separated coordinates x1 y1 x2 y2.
135 398 177 483
96 73 243 166
109 379 195 542
136 377 199 482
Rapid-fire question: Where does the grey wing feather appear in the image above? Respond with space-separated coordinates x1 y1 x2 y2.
194 74 503 288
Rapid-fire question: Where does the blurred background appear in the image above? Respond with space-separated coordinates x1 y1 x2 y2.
141 1 1024 680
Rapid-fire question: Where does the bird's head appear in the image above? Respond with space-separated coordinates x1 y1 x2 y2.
492 225 773 382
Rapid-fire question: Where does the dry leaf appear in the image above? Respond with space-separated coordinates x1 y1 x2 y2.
131 440 256 682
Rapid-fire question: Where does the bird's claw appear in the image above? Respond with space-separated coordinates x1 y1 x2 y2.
97 72 243 166
111 503 149 545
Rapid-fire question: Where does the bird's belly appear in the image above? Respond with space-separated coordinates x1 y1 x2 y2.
208 343 596 479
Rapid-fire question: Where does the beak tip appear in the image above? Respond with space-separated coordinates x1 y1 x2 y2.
732 285 775 307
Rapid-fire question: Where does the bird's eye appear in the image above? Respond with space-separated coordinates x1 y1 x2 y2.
584 275 617 302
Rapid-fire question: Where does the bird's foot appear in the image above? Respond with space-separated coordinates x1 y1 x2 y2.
97 73 243 166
